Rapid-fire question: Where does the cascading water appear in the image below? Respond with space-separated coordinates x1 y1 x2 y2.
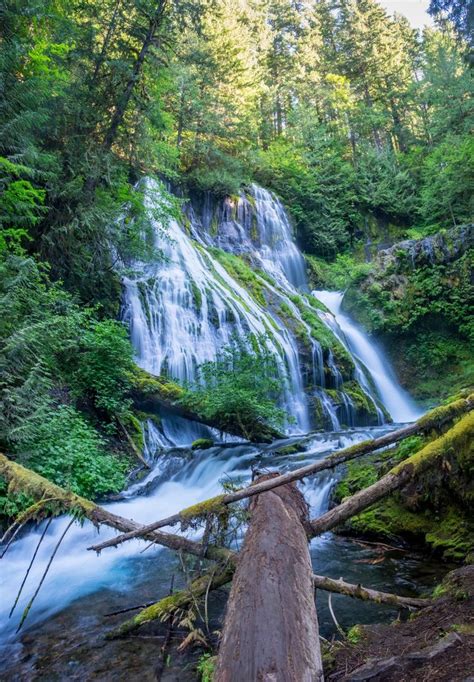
314 291 422 423
121 179 310 438
0 183 427 674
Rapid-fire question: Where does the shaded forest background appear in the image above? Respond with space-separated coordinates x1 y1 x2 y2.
0 0 472 510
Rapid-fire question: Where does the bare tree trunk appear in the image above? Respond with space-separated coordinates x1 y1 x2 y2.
215 475 324 682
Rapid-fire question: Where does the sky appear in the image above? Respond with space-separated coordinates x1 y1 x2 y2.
378 0 434 29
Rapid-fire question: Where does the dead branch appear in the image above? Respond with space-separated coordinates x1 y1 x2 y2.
107 564 235 639
312 574 429 609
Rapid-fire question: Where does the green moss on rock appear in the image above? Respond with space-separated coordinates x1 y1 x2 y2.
191 438 214 450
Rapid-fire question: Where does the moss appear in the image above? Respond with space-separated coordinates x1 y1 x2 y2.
0 454 98 521
180 494 226 521
123 412 144 452
208 247 267 307
274 442 305 456
347 624 366 645
191 438 214 450
131 366 184 403
334 462 378 502
334 406 474 561
189 278 203 312
390 409 474 477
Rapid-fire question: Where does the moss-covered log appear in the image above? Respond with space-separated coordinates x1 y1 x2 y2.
309 410 474 537
130 366 283 443
312 574 429 609
107 564 235 639
0 454 232 564
215 475 323 682
90 394 473 553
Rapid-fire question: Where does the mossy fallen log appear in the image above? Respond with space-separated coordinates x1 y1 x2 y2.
107 564 235 639
89 394 473 554
309 410 474 537
130 366 283 443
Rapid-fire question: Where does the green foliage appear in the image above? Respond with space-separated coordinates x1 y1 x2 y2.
0 254 135 511
196 653 216 682
419 136 474 228
306 253 372 291
182 336 288 440
68 319 134 417
20 406 127 499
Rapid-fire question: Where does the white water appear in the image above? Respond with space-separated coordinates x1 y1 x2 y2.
122 180 310 437
314 291 422 423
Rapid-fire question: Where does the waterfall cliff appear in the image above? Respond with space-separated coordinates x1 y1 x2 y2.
121 180 413 445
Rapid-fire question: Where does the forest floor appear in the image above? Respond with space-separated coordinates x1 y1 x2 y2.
327 564 474 681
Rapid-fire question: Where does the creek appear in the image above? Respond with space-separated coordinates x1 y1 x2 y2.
0 185 446 677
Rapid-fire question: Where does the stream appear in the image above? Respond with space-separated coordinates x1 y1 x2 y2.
0 185 447 678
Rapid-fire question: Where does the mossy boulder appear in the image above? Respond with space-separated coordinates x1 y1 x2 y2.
191 438 214 451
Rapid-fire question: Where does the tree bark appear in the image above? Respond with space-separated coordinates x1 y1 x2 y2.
214 474 324 682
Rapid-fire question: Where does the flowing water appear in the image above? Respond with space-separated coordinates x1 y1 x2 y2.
314 291 423 423
0 184 435 676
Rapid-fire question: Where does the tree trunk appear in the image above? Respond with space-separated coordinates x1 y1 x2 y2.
215 474 323 682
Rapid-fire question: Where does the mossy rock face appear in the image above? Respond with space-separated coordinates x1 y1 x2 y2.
273 442 306 456
191 438 214 451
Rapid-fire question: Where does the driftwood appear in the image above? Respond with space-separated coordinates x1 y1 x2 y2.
89 393 473 554
312 574 428 610
214 474 324 682
309 410 474 537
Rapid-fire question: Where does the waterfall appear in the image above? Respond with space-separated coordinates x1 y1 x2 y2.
314 291 423 423
121 179 310 439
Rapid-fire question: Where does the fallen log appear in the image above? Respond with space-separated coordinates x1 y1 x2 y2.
89 393 473 554
214 474 324 682
312 574 429 610
0 454 233 564
309 410 474 537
